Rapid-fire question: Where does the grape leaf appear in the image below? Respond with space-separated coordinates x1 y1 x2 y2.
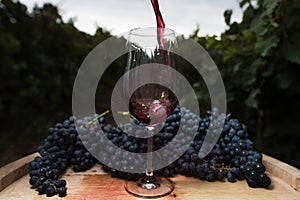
245 89 261 109
263 0 281 15
255 36 279 57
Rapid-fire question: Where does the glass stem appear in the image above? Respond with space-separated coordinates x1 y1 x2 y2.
146 127 154 177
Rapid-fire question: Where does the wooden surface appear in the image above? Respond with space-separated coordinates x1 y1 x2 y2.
263 154 300 193
0 153 38 192
0 154 300 200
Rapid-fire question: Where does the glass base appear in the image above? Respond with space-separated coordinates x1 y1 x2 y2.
125 176 174 198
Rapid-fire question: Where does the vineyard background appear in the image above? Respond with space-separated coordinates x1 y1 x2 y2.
0 0 299 168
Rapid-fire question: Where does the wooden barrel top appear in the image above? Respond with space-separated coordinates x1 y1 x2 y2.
1 153 300 200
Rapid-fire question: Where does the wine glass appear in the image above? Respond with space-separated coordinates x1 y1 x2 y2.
123 27 178 198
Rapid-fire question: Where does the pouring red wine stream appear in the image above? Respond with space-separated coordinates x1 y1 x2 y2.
128 0 177 126
150 0 169 65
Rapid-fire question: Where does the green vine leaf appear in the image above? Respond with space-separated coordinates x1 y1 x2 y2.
263 0 282 16
223 46 239 62
251 58 265 69
241 29 253 39
205 37 217 49
255 36 279 57
226 34 237 41
250 16 266 35
245 89 261 109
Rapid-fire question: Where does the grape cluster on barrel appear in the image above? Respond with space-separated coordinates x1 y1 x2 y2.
29 116 99 197
29 107 271 197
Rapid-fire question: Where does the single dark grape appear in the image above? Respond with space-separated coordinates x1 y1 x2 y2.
227 172 236 182
57 187 67 197
45 185 56 197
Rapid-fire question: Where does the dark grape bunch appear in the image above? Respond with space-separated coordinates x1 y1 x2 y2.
159 108 272 188
29 107 271 197
29 115 104 197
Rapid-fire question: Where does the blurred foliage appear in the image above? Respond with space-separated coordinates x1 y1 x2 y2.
0 0 299 168
190 0 300 168
0 0 111 166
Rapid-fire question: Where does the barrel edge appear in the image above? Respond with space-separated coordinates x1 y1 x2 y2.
262 154 300 193
0 152 39 192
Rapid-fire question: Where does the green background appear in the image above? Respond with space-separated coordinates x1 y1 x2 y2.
0 0 299 168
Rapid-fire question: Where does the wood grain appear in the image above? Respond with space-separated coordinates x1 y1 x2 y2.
0 152 39 192
1 154 300 200
262 154 300 192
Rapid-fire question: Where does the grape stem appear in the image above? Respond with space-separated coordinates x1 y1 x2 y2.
88 110 110 124
117 111 138 121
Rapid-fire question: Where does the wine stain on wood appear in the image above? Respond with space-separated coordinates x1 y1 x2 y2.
1 155 300 200
66 174 178 200
65 173 299 200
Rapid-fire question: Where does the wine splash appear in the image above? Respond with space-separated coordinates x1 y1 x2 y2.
129 84 178 125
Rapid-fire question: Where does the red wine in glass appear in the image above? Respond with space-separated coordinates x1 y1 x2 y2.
124 27 178 197
129 84 179 125
124 1 177 197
